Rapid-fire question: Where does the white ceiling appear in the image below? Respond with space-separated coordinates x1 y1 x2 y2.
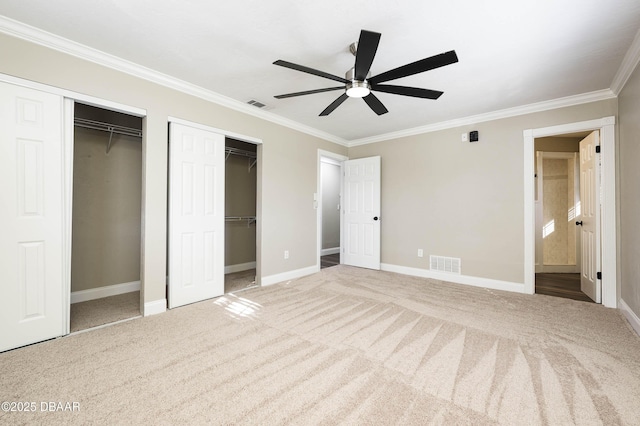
1 0 639 142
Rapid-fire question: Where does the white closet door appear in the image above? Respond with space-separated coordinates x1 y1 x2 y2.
342 156 381 270
168 122 225 308
0 82 65 352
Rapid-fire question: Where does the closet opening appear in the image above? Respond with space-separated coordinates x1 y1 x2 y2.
224 137 258 293
70 103 143 332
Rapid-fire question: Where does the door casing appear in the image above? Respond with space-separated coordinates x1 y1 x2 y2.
523 117 616 307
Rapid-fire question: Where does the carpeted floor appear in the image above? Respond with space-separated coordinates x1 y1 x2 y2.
70 291 141 332
1 265 639 425
225 269 257 293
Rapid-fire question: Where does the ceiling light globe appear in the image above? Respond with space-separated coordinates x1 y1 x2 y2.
346 81 371 98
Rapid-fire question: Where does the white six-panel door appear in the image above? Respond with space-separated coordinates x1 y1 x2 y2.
579 131 601 303
342 156 381 270
168 122 225 308
0 82 65 352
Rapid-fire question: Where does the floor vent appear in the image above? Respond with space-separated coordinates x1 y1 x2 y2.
246 99 268 109
430 255 461 274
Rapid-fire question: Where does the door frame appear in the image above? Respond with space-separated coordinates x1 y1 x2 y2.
523 116 616 307
317 150 348 270
168 116 263 287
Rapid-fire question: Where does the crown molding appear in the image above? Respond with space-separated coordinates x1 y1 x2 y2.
347 89 616 147
0 16 348 146
611 27 640 95
0 15 626 149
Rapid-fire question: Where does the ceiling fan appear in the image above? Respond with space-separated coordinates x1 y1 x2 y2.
273 30 458 116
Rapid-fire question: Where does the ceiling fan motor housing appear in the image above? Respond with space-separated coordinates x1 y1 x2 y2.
345 68 371 97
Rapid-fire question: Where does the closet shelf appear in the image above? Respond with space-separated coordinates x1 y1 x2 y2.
225 146 257 172
74 118 142 154
225 216 256 227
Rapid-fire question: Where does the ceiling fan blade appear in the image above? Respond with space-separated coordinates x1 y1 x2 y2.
274 60 348 84
363 93 389 115
274 86 344 99
371 84 443 99
368 50 459 84
319 93 349 116
354 30 381 81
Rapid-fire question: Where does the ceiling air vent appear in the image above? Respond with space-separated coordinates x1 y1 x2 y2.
430 255 461 274
246 99 269 109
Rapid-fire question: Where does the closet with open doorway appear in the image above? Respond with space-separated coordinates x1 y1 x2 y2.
224 138 257 293
70 103 143 331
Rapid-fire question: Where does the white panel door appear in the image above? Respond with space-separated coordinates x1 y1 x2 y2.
0 82 65 352
168 122 225 308
579 131 600 303
342 156 381 270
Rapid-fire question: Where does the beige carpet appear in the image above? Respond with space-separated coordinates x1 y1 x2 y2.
225 269 257 294
70 291 141 332
1 265 639 425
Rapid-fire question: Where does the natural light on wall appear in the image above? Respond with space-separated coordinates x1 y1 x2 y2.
543 220 555 238
568 201 581 221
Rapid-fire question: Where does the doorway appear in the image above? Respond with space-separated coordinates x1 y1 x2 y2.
523 117 617 308
317 150 348 270
224 138 258 292
70 103 143 331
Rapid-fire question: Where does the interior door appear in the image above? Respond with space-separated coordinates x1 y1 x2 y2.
578 131 600 303
342 156 381 270
168 122 225 308
0 82 65 352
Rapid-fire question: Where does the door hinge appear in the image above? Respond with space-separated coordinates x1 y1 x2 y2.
597 271 602 280
595 145 601 153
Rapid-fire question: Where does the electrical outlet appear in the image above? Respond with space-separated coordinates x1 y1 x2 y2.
461 133 468 142
417 249 423 258
284 250 289 259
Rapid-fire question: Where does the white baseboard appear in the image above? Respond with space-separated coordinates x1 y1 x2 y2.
535 264 580 273
262 265 319 287
321 247 340 256
71 280 141 304
225 261 256 275
381 263 526 294
144 299 167 316
619 298 640 337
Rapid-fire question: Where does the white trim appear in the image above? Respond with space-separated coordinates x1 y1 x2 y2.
262 265 319 287
381 263 525 294
523 117 617 308
619 299 640 337
62 98 74 335
317 149 348 270
71 281 141 304
143 299 167 316
225 261 256 274
321 247 340 256
0 16 346 146
611 27 640 95
348 90 616 147
535 265 580 274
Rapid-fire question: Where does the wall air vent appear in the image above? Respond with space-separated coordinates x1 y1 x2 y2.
430 255 461 274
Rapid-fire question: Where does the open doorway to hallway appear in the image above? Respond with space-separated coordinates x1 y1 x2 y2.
533 132 597 303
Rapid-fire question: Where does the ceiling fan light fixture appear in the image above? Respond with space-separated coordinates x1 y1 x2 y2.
346 81 370 98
